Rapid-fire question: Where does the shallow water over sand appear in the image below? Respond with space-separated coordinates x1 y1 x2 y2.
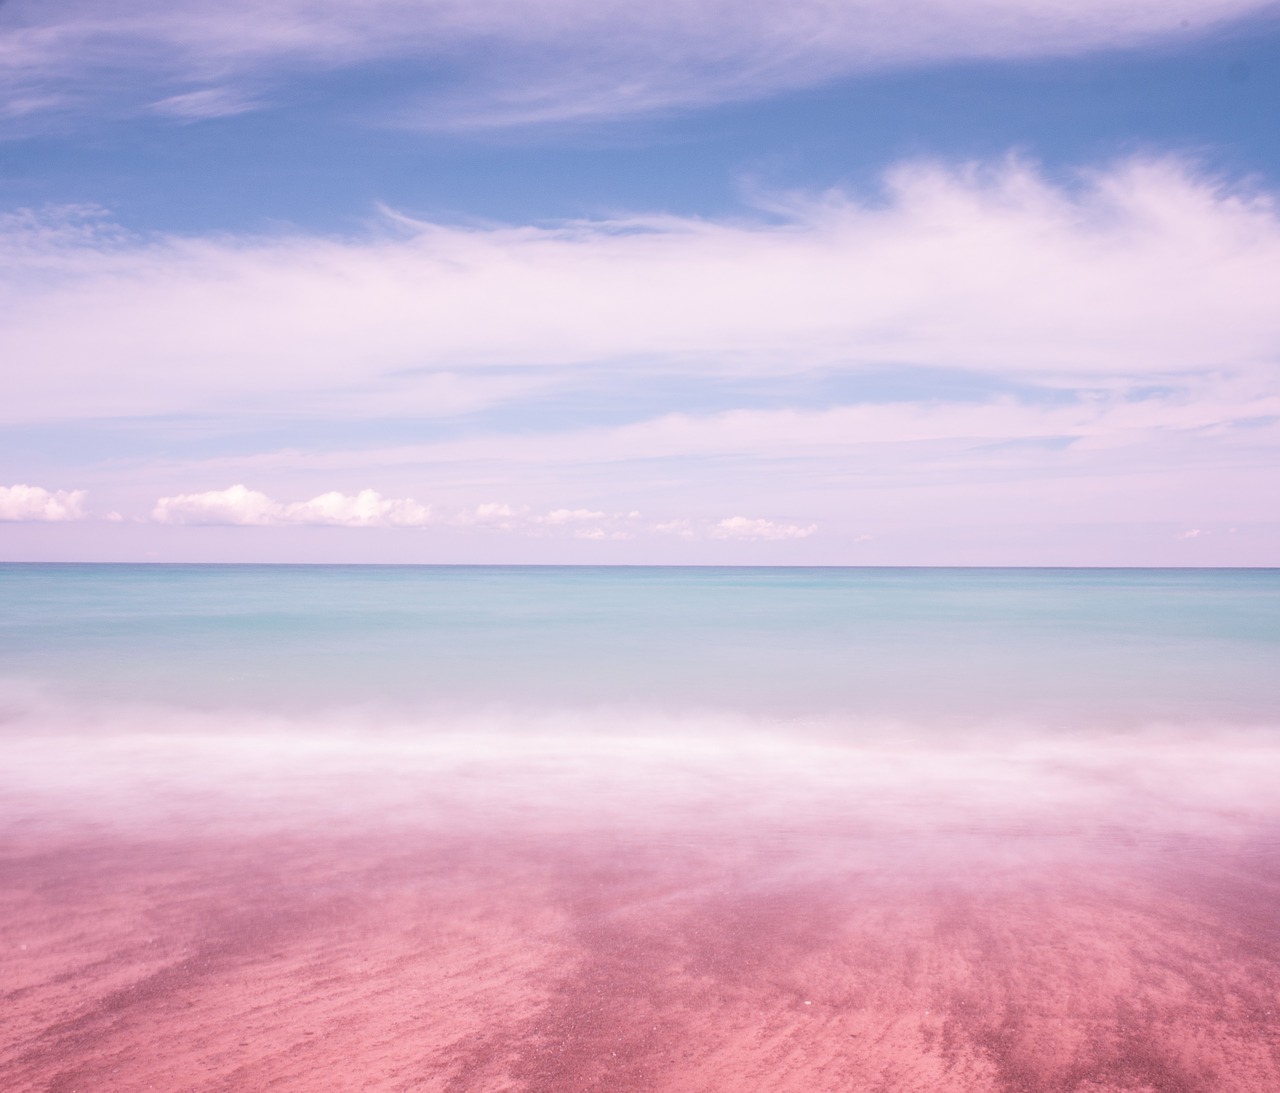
2 566 1279 1090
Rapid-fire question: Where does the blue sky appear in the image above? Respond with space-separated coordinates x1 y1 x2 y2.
2 0 1279 563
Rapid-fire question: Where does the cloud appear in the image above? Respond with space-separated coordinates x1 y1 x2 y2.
654 520 697 540
649 516 818 541
0 0 1274 129
153 484 276 526
0 484 88 521
455 502 530 532
542 508 606 525
425 385 1280 466
452 503 640 539
143 375 1275 554
149 488 650 536
5 156 1279 561
709 517 818 541
3 159 1280 426
144 489 818 541
650 516 817 541
168 369 1279 487
149 87 259 120
152 484 432 527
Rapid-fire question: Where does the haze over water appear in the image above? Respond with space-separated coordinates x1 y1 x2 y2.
3 563 1280 1091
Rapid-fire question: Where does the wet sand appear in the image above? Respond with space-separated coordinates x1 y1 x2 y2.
4 816 1280 1092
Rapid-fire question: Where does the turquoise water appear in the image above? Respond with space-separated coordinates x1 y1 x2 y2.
2 564 1277 730
8 568 1280 1092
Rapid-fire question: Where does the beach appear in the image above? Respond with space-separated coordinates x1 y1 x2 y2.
6 807 1280 1090
3 565 1279 1090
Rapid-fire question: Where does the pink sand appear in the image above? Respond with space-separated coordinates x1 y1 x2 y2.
4 819 1279 1092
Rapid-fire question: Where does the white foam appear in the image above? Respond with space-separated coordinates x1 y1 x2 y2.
3 689 1277 855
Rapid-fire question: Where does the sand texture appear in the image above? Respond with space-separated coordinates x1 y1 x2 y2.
4 821 1280 1093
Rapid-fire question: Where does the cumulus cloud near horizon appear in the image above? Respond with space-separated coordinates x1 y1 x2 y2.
1 0 1274 129
654 517 819 542
0 484 89 522
145 487 819 542
454 504 642 539
453 506 818 542
3 159 1279 426
710 517 819 542
152 488 639 535
152 485 432 528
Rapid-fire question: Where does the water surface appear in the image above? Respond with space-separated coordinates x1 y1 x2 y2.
2 565 1278 1091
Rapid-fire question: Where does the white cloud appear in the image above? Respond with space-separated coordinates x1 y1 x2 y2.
251 379 1278 474
650 516 818 541
543 508 606 525
574 526 622 541
284 489 431 527
455 502 530 531
147 373 1277 552
153 484 277 526
452 505 807 541
709 517 818 541
145 490 651 537
152 484 432 527
452 503 641 538
0 484 88 521
654 520 697 540
3 160 1280 425
0 0 1272 128
149 87 258 120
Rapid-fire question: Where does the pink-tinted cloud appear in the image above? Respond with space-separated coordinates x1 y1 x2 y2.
149 87 259 120
152 485 432 527
1 0 1272 127
709 517 818 541
2 160 1278 424
144 487 826 544
3 157 1278 564
0 484 88 521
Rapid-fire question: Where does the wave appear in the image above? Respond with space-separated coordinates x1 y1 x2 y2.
4 683 1278 849
6 683 1280 1090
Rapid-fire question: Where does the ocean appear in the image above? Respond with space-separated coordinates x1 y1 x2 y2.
3 564 1279 1090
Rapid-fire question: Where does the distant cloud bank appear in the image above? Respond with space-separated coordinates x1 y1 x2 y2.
147 485 816 542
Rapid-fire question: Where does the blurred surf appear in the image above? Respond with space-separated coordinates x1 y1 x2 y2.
2 564 1278 1091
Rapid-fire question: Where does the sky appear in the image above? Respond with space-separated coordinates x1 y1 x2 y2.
1 0 1279 565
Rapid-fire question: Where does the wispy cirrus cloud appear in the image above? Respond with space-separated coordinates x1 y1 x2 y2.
5 157 1278 562
0 484 88 521
0 0 1275 130
149 87 259 121
2 159 1278 426
160 376 1277 519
